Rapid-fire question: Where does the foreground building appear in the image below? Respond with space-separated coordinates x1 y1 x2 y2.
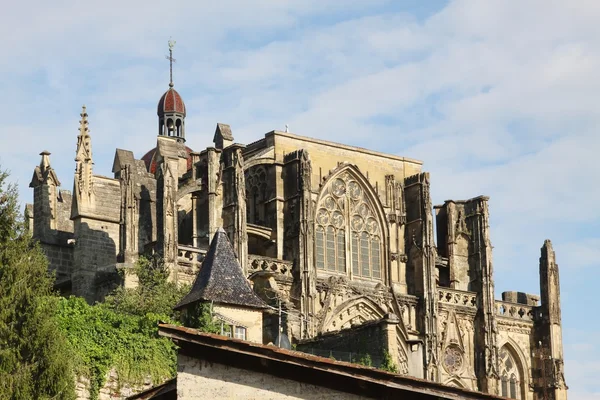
130 323 509 400
27 47 567 399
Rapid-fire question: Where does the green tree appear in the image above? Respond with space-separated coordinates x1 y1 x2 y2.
103 255 189 319
182 301 221 334
0 168 76 399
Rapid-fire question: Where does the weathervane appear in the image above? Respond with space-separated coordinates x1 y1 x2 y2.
166 38 177 87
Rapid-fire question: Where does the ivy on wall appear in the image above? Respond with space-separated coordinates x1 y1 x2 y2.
55 297 176 399
54 255 209 400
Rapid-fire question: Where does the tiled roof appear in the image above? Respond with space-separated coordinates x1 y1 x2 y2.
174 228 268 310
157 88 186 116
158 324 508 400
141 146 194 174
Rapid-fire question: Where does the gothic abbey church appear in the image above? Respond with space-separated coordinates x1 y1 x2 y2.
27 55 567 400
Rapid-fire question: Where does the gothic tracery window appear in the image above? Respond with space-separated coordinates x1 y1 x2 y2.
499 346 522 399
315 172 382 279
443 346 463 375
245 166 267 225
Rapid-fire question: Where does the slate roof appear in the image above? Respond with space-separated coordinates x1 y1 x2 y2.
174 228 268 310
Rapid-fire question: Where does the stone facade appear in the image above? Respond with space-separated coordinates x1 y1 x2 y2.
212 304 263 343
28 77 567 399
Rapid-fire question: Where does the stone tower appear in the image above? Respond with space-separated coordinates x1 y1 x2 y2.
71 106 121 302
29 151 74 285
535 240 568 400
154 42 191 280
404 172 439 380
30 151 61 235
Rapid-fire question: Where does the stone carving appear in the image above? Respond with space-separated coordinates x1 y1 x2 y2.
74 105 95 205
248 255 293 278
443 345 463 374
396 336 410 375
438 288 477 309
496 301 534 321
455 211 469 236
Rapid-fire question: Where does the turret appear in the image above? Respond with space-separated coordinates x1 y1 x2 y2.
29 150 61 237
157 39 186 142
404 172 438 381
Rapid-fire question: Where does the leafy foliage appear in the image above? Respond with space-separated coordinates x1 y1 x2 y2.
0 169 20 244
0 167 76 399
355 353 373 367
57 255 220 399
55 297 176 399
182 301 221 334
379 350 399 373
103 255 189 320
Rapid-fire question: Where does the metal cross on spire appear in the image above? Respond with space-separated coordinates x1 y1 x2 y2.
166 38 176 87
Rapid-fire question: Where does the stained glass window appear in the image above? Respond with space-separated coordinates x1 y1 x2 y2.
245 166 267 225
499 347 521 399
314 171 383 279
316 227 325 270
326 226 336 271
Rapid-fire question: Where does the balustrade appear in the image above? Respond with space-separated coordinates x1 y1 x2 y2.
438 288 477 309
496 301 534 321
248 254 293 277
177 245 206 266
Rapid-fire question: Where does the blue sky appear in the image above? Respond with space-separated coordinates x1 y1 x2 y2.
0 0 597 397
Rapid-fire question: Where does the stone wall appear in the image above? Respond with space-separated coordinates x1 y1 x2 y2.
31 186 75 281
40 242 73 282
176 354 366 400
297 319 393 367
213 304 263 343
75 370 156 400
72 218 120 302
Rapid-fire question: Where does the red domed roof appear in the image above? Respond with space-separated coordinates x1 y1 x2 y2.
157 88 186 116
142 146 194 174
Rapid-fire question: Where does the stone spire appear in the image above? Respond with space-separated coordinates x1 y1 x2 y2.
72 105 95 216
30 151 60 188
75 105 92 160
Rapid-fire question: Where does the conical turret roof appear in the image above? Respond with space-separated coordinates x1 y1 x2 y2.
175 228 267 310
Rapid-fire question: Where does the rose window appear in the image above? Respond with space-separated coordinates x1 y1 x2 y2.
443 346 463 374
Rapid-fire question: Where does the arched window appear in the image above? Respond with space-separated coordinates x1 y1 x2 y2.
176 119 182 137
245 166 267 226
166 118 174 136
315 172 382 279
499 346 522 399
